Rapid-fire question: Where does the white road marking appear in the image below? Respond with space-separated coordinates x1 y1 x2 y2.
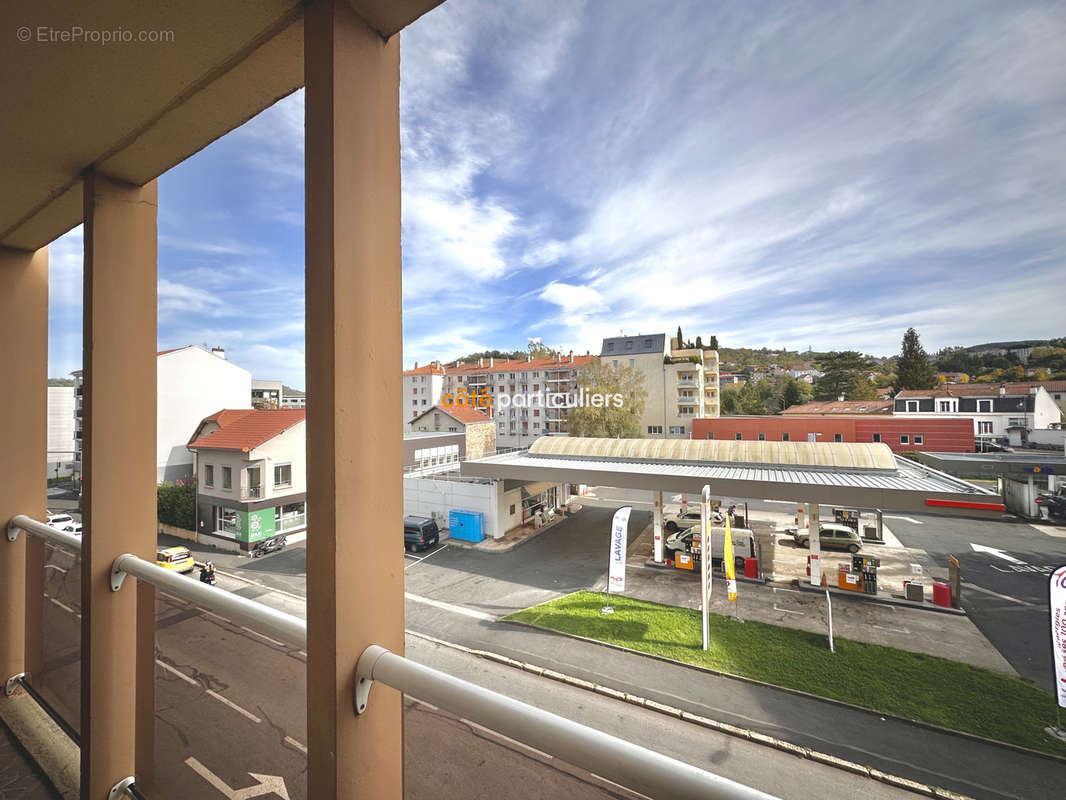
404 592 496 621
961 582 1039 607
156 659 199 686
49 597 79 617
404 544 450 571
461 718 554 760
884 515 923 524
773 604 803 615
872 624 910 634
240 626 286 648
185 757 291 800
970 543 1024 564
771 586 800 594
206 689 262 724
284 736 307 754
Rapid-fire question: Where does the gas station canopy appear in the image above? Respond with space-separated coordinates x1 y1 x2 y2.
462 437 1006 518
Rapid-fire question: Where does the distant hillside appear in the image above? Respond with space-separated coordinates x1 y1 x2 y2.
47 378 75 387
964 338 1065 352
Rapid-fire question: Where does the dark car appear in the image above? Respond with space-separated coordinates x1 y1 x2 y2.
404 515 440 552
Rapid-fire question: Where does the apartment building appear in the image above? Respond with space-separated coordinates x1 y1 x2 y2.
188 408 307 552
403 361 446 424
72 345 252 482
253 379 307 409
46 385 76 477
598 334 721 438
894 382 1061 439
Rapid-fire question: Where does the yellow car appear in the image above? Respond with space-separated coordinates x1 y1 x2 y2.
156 546 195 574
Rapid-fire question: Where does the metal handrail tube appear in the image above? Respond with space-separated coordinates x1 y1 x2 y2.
357 646 779 800
8 514 82 552
110 553 306 649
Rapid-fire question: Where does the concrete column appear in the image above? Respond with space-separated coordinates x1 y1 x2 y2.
808 503 822 586
304 2 403 797
653 491 664 562
797 503 807 530
0 247 48 685
80 172 158 799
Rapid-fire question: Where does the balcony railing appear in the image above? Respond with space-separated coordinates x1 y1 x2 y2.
6 512 779 800
243 486 262 499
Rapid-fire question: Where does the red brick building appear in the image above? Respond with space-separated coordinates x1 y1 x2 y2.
691 415 974 453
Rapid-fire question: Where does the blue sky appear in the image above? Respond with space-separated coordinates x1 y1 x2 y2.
48 0 1066 388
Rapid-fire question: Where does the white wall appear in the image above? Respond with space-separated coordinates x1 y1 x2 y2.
1034 388 1062 430
403 476 500 538
158 347 252 482
47 386 75 475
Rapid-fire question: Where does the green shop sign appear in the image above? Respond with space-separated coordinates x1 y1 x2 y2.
240 507 277 543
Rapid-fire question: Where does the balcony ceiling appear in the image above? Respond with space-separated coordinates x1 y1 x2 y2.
0 0 442 252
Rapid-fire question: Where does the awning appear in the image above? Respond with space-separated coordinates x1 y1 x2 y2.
519 481 558 496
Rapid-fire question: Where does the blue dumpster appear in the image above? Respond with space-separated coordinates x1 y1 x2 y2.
448 509 484 542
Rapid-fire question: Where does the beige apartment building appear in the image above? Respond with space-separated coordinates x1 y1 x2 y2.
599 333 721 438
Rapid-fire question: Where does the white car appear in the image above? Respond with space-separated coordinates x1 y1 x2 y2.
46 512 74 529
665 526 755 568
663 508 724 532
58 521 82 537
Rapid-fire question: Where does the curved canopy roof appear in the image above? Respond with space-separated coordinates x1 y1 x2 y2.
528 436 897 471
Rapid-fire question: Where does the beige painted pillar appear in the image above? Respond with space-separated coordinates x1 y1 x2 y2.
304 2 404 798
81 172 158 799
0 247 48 685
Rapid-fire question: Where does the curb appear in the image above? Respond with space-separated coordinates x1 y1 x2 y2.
795 580 966 615
500 613 1066 766
406 629 974 800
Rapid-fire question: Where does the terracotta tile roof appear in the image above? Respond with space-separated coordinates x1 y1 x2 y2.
403 362 446 376
446 354 596 375
781 400 892 415
188 409 305 452
413 404 491 425
157 346 192 356
895 382 1044 398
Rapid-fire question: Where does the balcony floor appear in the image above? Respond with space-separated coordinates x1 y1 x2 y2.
0 719 61 800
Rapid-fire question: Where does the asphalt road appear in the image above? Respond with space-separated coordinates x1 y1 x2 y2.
885 513 1066 685
31 504 1066 800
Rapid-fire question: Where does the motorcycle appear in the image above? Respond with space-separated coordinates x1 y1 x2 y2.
251 535 287 558
1035 491 1066 524
198 562 217 585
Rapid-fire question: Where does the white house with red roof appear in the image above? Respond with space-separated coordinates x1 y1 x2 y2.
187 408 306 552
893 382 1061 439
72 344 252 483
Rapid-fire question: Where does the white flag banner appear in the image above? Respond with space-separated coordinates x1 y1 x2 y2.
607 506 633 594
1051 565 1066 709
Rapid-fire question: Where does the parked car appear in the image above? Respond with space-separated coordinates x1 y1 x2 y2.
663 508 724 532
155 546 195 573
58 521 82 537
790 523 862 553
665 526 755 569
404 515 440 553
46 512 74 529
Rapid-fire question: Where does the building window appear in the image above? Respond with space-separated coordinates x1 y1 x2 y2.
275 501 306 531
872 433 882 443
644 338 652 347
905 400 918 412
977 399 992 413
834 433 843 442
669 426 685 435
625 340 633 349
274 463 292 489
900 434 910 445
735 432 742 440
648 426 663 435
914 434 924 445
246 467 262 498
204 464 214 487
706 432 714 440
782 432 790 441
222 466 232 490
978 421 993 434
534 409 540 417
758 432 766 441
938 400 952 412
509 504 516 515
533 384 539 391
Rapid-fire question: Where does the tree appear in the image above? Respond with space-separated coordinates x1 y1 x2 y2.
676 326 684 351
566 360 647 438
896 328 938 390
709 335 719 351
157 481 196 531
695 335 703 349
720 383 743 415
813 351 874 400
780 377 810 410
526 339 557 359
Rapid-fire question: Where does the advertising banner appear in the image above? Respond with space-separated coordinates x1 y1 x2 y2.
724 516 738 603
1051 565 1066 709
607 506 632 594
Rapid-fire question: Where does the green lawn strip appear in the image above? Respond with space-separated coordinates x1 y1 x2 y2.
506 591 1066 757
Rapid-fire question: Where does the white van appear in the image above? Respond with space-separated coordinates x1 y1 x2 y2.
664 526 755 569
